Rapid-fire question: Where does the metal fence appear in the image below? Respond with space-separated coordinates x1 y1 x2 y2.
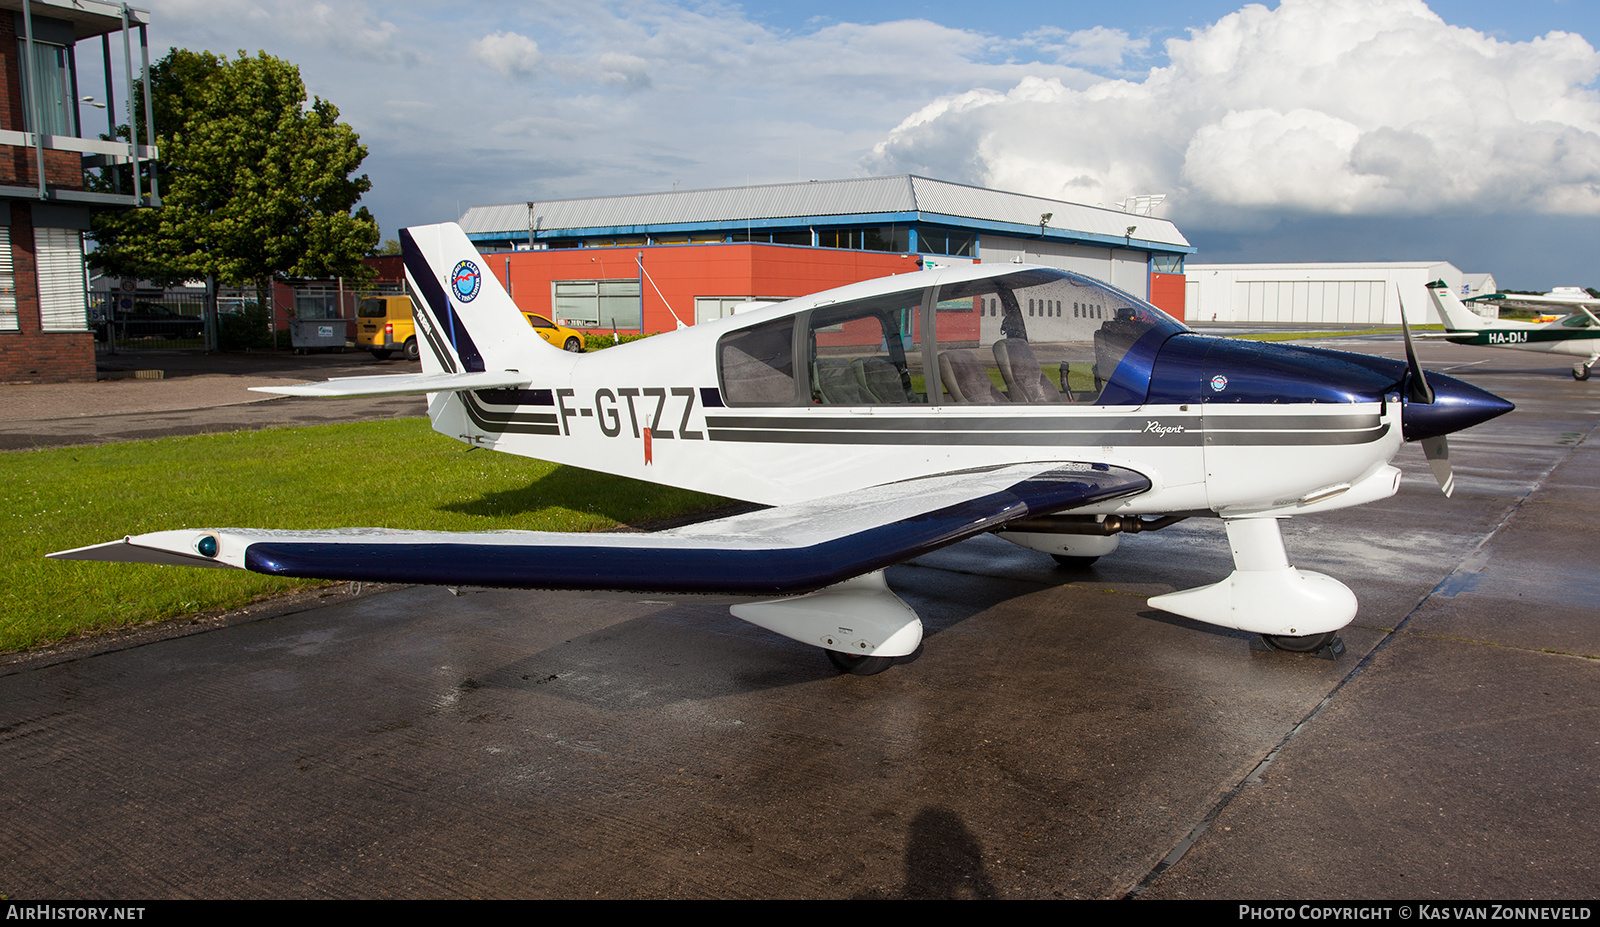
91 292 211 353
92 280 412 354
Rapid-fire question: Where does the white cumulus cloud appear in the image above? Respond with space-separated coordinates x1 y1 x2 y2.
1027 25 1149 70
867 0 1600 219
473 30 543 80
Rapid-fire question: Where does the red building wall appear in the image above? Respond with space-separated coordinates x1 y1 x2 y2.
486 244 922 332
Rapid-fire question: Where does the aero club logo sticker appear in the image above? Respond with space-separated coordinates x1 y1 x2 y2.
452 260 482 303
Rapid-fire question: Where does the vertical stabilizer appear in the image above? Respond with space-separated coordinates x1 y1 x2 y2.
1426 282 1492 332
400 224 555 375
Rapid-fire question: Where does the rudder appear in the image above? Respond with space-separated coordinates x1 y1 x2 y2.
1426 282 1491 332
401 223 555 375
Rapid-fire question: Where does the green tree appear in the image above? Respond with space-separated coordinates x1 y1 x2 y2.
90 49 378 296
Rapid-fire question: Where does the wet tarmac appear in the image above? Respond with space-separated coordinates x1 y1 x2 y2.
1 350 425 451
1 342 1596 899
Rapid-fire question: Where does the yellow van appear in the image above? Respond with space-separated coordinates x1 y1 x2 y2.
356 295 417 361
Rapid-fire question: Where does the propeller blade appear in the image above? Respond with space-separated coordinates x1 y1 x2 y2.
1422 435 1453 497
1397 286 1434 404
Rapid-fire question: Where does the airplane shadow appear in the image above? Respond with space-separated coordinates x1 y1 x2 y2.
434 464 740 527
457 558 1063 710
448 516 1288 713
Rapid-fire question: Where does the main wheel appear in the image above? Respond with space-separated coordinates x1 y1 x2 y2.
563 336 583 353
1051 553 1100 568
404 337 420 362
1261 632 1337 653
1575 363 1591 381
825 649 895 676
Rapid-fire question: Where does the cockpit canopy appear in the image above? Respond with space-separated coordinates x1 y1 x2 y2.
716 267 1188 407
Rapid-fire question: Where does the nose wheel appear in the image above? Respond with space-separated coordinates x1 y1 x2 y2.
1148 517 1356 651
1260 632 1337 652
1254 631 1346 659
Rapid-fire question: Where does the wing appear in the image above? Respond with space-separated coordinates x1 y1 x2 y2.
50 462 1149 597
1480 292 1600 309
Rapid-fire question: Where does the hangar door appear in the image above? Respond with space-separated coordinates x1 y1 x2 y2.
1233 279 1389 324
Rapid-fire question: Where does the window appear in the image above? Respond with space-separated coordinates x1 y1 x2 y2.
807 291 927 405
918 229 976 257
815 227 908 252
554 279 641 330
718 317 797 406
0 229 15 331
695 296 784 324
930 269 1182 405
732 230 814 246
36 228 86 331
17 39 78 137
716 269 1185 408
293 294 338 320
1151 254 1185 273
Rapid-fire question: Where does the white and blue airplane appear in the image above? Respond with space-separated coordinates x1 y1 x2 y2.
51 224 1513 674
1426 282 1600 381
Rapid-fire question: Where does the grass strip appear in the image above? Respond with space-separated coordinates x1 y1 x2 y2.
3 418 727 653
1226 325 1442 342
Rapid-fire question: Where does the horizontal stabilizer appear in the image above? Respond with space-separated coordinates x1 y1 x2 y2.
249 370 533 398
50 462 1150 597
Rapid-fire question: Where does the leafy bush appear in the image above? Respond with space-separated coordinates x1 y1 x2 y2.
583 331 658 352
217 303 281 350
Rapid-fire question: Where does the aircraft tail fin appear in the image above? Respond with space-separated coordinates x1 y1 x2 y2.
400 223 558 375
1426 281 1492 332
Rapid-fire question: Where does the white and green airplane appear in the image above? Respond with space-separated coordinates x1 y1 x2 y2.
1426 281 1600 381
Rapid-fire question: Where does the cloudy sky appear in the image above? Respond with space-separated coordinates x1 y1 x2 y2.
116 0 1600 287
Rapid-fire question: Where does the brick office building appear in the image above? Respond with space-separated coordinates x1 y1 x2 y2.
0 0 155 383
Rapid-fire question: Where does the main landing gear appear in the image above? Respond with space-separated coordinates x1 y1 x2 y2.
1575 362 1592 382
730 571 921 677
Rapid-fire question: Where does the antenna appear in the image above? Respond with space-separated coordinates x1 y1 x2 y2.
637 252 688 330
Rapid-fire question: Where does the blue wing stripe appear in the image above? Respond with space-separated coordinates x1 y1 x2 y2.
242 465 1150 593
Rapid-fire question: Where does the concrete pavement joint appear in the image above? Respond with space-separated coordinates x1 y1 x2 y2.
1124 415 1599 900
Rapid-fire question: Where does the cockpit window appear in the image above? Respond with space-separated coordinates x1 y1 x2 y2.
930 268 1185 405
806 291 928 405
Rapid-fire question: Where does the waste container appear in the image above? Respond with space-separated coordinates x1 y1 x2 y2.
290 318 347 352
